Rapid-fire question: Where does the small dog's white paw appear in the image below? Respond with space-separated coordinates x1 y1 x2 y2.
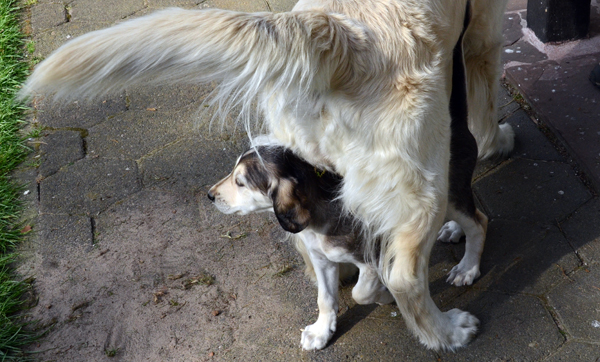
437 221 464 243
301 321 335 350
445 308 479 349
447 260 481 286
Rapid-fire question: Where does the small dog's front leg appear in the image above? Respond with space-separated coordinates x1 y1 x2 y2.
301 251 339 350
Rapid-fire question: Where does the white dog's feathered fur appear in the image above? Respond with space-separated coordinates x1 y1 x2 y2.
21 0 513 350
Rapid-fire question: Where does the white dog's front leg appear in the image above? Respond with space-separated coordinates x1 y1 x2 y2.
301 250 339 351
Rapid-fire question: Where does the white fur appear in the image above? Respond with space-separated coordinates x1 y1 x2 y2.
297 230 393 350
440 208 488 286
21 0 513 350
438 221 465 244
209 162 274 215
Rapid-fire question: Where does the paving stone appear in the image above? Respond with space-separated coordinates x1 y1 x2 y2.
497 85 521 121
10 165 40 221
506 0 527 11
428 243 467 295
473 158 593 223
125 84 213 111
86 110 194 160
543 341 600 361
69 0 145 22
473 108 564 179
31 21 112 59
478 220 580 295
139 135 246 195
40 158 141 215
439 292 564 361
39 130 84 178
147 0 205 7
547 267 600 341
200 0 269 11
502 38 549 65
506 54 600 189
473 98 577 193
37 214 93 268
35 95 126 129
509 110 566 162
560 197 600 265
502 12 523 46
473 157 507 180
31 3 67 34
265 0 296 12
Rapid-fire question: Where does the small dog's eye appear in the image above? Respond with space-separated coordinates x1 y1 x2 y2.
235 179 244 187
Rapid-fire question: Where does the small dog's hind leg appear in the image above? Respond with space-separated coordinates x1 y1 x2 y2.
438 220 465 244
442 12 488 286
352 264 394 305
443 206 488 286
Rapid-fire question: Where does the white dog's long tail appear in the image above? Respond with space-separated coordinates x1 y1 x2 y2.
20 8 368 104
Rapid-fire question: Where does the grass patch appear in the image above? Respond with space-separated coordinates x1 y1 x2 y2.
104 347 119 358
0 0 39 359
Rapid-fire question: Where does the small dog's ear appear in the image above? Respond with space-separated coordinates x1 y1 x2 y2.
272 179 310 233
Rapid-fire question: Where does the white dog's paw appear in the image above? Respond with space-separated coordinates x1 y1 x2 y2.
496 122 515 157
301 321 335 350
445 308 479 349
447 260 481 286
437 221 464 243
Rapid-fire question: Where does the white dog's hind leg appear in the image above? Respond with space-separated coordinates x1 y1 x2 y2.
352 264 394 305
444 207 488 286
300 248 339 350
464 0 514 159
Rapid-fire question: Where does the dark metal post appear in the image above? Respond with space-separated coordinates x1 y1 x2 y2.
527 0 591 42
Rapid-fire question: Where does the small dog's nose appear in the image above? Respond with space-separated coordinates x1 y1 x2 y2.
207 190 215 202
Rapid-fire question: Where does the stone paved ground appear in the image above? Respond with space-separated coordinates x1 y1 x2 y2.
13 0 600 361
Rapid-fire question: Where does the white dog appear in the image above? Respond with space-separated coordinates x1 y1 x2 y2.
21 0 513 350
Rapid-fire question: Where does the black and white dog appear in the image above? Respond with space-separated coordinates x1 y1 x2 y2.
208 144 394 350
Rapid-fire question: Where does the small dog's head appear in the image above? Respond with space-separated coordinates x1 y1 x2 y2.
208 146 312 233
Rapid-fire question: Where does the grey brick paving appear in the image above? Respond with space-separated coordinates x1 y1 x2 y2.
36 214 94 268
38 130 84 178
474 158 593 222
36 96 127 129
39 158 141 215
547 267 600 341
15 0 600 360
544 341 600 362
560 198 600 266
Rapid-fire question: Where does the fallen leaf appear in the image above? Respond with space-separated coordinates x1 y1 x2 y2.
167 273 185 280
153 291 166 303
20 225 32 234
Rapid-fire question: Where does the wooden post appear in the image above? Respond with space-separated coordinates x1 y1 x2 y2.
527 0 591 42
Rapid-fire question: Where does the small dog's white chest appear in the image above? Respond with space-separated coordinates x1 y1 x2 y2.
298 230 359 265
